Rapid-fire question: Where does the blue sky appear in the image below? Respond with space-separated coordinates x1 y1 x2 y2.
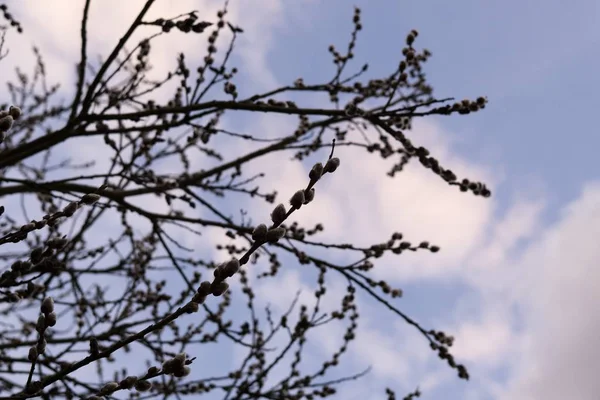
1 1 599 399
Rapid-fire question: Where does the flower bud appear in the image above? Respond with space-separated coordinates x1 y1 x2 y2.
271 203 286 224
197 281 212 297
211 281 229 296
28 346 38 361
222 258 240 277
36 314 45 333
119 376 138 389
134 380 152 392
41 297 54 314
265 227 286 243
324 157 340 173
9 106 22 120
81 193 101 205
100 381 119 394
192 292 206 304
252 224 267 241
289 190 305 209
0 115 14 131
309 162 324 181
303 188 315 204
184 301 199 313
46 312 57 327
63 201 79 217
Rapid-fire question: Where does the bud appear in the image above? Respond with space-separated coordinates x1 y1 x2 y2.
47 237 68 249
265 227 286 243
211 281 229 296
41 297 54 314
289 190 305 209
63 201 79 217
100 382 119 394
271 203 286 224
197 281 212 297
28 346 38 361
252 224 267 241
46 312 57 327
309 162 324 181
36 314 45 333
184 301 199 313
324 157 340 173
303 188 315 204
222 258 240 277
119 376 138 389
81 193 101 205
134 380 152 392
0 115 14 131
213 265 224 281
192 292 206 304
9 106 22 120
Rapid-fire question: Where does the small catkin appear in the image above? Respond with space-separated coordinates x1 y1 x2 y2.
252 224 268 241
309 162 324 181
271 203 286 224
0 115 14 131
222 258 240 277
289 190 305 209
211 281 229 296
41 297 54 314
324 157 340 173
134 380 152 392
303 188 315 204
265 227 286 243
9 106 22 119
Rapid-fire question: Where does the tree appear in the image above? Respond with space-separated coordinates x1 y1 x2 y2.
0 1 491 399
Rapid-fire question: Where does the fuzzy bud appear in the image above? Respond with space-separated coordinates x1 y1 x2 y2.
309 162 324 181
81 193 101 205
134 380 152 392
9 106 22 120
28 346 38 361
184 301 199 313
197 281 212 297
100 382 119 394
252 224 268 241
324 157 340 173
211 281 229 296
46 311 57 327
119 376 138 389
192 292 207 304
63 201 79 217
213 265 224 281
41 297 54 314
0 115 14 131
289 190 305 209
265 227 286 243
222 258 240 277
173 352 186 365
303 188 315 204
271 203 287 224
36 314 45 333
47 237 68 249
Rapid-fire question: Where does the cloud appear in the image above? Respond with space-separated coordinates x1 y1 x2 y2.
496 182 600 400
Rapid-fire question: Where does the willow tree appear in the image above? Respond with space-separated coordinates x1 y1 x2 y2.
0 1 490 399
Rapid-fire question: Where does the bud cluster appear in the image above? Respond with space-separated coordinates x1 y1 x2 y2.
27 297 56 367
0 106 21 144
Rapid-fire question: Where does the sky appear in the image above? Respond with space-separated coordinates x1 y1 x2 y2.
1 1 599 399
